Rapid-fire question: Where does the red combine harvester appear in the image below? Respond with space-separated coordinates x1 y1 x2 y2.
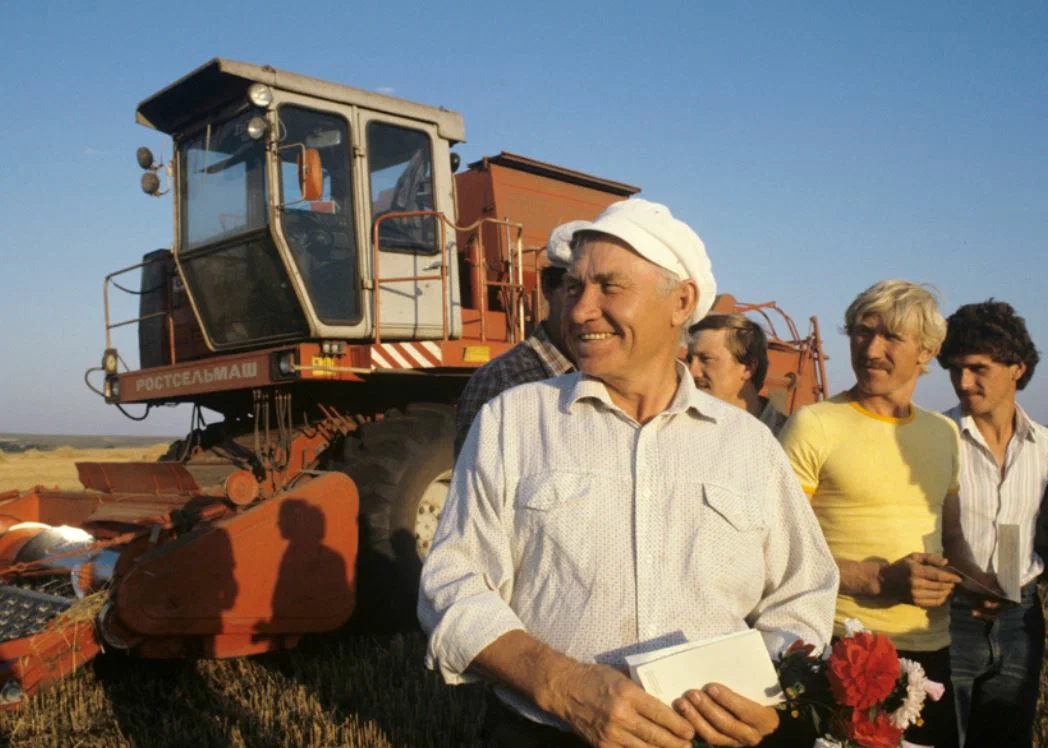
0 59 829 705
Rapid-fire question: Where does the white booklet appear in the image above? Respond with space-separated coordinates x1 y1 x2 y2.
623 629 784 708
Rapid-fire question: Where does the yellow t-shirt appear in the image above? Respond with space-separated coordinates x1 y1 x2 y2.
779 393 960 651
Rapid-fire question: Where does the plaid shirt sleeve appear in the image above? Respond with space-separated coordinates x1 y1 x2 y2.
453 343 550 460
454 363 509 461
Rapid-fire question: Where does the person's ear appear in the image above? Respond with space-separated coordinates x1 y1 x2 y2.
671 280 698 328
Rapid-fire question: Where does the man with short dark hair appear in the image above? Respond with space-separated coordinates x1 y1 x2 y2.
422 199 837 748
687 314 787 435
452 222 582 460
937 299 1047 747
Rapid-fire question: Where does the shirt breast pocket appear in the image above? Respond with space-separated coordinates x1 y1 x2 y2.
702 483 765 533
513 471 629 580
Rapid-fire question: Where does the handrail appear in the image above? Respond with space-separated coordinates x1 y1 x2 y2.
103 254 177 367
370 211 526 345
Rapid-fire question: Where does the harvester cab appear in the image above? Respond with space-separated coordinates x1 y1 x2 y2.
128 59 467 369
0 59 829 707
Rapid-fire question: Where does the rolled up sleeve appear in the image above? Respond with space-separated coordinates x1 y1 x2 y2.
419 399 526 684
749 439 839 656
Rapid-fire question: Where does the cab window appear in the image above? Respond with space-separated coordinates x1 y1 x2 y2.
366 122 438 255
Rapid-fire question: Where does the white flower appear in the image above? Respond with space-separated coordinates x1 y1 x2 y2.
842 618 866 636
890 658 930 729
813 738 845 748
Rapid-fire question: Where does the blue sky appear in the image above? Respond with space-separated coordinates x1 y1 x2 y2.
1 1 1045 435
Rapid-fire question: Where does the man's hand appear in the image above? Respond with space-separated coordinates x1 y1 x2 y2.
881 552 961 608
673 684 779 747
971 597 1003 620
550 662 695 748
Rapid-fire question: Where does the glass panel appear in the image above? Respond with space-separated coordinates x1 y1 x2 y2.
180 112 267 250
180 236 308 347
366 122 438 254
277 106 360 324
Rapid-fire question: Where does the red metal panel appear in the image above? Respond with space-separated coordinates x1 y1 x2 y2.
0 619 100 708
76 462 199 494
118 349 273 403
115 472 358 638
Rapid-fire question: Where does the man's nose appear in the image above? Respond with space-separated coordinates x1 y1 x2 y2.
958 369 977 391
569 285 600 326
864 334 887 358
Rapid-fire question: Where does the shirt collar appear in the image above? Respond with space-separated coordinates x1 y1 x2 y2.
950 402 1038 445
524 323 575 377
564 360 718 424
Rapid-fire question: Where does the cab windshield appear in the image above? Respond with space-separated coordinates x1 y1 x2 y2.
180 111 267 249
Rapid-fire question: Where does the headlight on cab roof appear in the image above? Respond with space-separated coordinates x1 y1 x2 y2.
247 83 273 108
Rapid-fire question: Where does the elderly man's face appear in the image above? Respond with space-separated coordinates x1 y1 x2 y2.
565 236 691 388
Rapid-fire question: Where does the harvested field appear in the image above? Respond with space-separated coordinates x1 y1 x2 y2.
0 444 1045 746
0 444 170 492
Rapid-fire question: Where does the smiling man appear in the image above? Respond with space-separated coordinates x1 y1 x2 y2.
420 199 838 748
779 279 963 748
937 300 1047 748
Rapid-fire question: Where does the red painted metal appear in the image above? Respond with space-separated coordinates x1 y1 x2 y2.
76 462 199 494
0 619 100 709
224 470 259 506
115 473 357 644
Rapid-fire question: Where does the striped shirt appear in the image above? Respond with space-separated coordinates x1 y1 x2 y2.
422 363 839 728
945 404 1048 586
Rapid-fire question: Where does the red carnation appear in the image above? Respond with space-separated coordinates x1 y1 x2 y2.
845 707 904 748
826 632 900 709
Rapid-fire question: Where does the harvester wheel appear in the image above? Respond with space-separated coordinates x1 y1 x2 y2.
339 403 454 631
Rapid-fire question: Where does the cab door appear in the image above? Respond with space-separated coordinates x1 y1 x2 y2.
358 114 457 340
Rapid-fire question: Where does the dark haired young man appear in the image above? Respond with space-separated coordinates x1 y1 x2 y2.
938 299 1047 747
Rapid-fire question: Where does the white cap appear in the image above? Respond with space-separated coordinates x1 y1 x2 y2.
546 220 589 269
570 199 717 326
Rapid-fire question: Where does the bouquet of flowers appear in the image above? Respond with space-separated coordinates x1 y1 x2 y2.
775 620 944 748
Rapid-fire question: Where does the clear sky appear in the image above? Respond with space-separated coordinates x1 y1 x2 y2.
1 1 1045 436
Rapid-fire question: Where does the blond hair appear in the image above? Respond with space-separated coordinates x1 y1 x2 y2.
844 280 946 372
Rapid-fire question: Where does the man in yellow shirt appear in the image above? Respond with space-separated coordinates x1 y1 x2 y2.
780 279 963 748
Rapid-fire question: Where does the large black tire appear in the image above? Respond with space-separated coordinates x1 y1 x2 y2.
339 403 455 631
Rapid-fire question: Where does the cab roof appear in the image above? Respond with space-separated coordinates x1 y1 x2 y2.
136 58 466 142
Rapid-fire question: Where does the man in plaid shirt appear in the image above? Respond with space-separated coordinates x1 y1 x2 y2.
453 222 580 459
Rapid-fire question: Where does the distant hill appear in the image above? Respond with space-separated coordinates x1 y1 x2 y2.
0 433 176 454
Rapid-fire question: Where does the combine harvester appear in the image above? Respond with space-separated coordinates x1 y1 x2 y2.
0 59 829 705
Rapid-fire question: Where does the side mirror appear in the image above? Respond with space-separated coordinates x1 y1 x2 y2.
297 148 323 201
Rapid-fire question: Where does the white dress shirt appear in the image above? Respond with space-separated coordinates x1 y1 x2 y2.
946 404 1048 586
421 364 839 726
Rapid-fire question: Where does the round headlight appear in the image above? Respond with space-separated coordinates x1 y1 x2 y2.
278 353 295 376
136 147 155 170
246 116 269 141
247 83 273 108
102 348 119 375
141 172 161 195
104 377 121 400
